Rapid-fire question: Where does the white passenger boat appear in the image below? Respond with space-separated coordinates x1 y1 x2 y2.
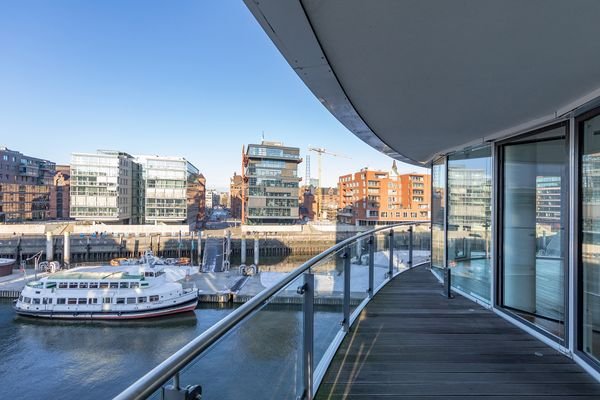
14 251 198 320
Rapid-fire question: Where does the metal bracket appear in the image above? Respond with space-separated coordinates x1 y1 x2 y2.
162 384 202 400
297 283 308 295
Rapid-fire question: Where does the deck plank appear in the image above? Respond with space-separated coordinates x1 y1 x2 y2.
315 265 600 399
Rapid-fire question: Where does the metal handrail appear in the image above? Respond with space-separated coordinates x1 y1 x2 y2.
114 221 429 400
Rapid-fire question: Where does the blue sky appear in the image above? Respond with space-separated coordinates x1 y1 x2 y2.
0 1 427 190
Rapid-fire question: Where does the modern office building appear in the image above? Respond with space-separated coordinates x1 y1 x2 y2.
71 151 202 226
0 147 55 223
135 155 201 226
205 189 220 210
240 0 600 390
70 151 135 223
242 141 301 224
338 165 430 225
49 164 71 220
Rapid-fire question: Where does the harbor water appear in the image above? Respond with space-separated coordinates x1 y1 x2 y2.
0 300 340 399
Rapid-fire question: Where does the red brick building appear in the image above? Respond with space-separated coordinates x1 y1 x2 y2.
49 164 70 220
338 163 431 225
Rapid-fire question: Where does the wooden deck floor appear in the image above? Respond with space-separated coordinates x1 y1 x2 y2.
315 265 600 399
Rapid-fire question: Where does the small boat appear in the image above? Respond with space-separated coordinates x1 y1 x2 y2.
14 251 198 320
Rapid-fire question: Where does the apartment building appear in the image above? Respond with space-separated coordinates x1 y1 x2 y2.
0 147 55 222
338 163 431 225
229 172 243 219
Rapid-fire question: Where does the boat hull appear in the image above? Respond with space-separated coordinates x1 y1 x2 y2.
15 297 199 320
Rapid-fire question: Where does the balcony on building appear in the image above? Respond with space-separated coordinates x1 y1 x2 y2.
116 2 600 399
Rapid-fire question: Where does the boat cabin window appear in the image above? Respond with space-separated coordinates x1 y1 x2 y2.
89 282 99 289
26 282 43 288
131 282 139 288
45 282 56 289
79 282 88 289
88 298 98 304
110 282 119 289
58 282 68 289
141 282 149 288
67 298 77 304
42 298 49 304
99 282 109 289
138 296 146 303
77 298 86 304
18 295 23 301
144 272 155 278
68 282 78 289
32 298 40 304
149 295 159 302
103 297 111 304
119 282 129 289
116 298 125 304
23 297 31 303
126 297 136 304
57 298 66 304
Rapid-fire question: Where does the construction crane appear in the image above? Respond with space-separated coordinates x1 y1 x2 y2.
308 146 351 220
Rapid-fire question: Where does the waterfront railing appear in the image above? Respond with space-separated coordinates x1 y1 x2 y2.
115 222 430 400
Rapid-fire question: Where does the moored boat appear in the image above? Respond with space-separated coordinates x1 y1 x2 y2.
14 251 198 320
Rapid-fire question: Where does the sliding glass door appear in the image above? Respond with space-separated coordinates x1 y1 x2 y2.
580 110 600 363
431 158 446 279
500 124 568 340
447 147 492 302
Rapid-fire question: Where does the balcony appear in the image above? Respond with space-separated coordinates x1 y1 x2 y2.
115 222 600 399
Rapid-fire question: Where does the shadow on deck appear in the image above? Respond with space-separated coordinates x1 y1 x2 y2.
316 265 600 399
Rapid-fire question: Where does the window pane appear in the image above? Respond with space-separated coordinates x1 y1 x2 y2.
448 147 492 302
502 127 566 339
431 158 446 274
581 113 600 361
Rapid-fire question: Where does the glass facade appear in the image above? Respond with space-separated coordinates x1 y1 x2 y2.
501 125 567 339
447 147 492 301
581 112 600 363
431 158 446 273
136 156 191 222
70 152 132 221
245 142 301 224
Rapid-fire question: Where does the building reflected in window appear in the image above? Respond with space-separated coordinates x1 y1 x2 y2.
447 147 492 302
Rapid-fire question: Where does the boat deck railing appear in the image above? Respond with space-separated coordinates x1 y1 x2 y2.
114 221 431 400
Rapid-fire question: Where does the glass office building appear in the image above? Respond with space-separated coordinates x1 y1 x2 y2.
70 151 134 223
71 151 201 225
135 155 200 225
244 141 301 224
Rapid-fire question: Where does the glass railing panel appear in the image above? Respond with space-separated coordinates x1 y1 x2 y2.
391 227 410 274
150 273 306 400
311 246 346 371
373 231 390 289
413 224 431 264
348 238 369 316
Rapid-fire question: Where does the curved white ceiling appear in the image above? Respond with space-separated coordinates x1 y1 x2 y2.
244 0 600 165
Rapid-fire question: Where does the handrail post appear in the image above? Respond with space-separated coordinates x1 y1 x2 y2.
368 234 374 298
343 249 351 332
301 272 314 400
388 229 394 278
408 226 413 268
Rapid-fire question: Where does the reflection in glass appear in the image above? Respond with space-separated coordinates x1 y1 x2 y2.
581 113 600 362
502 127 566 339
431 158 446 277
447 147 492 302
